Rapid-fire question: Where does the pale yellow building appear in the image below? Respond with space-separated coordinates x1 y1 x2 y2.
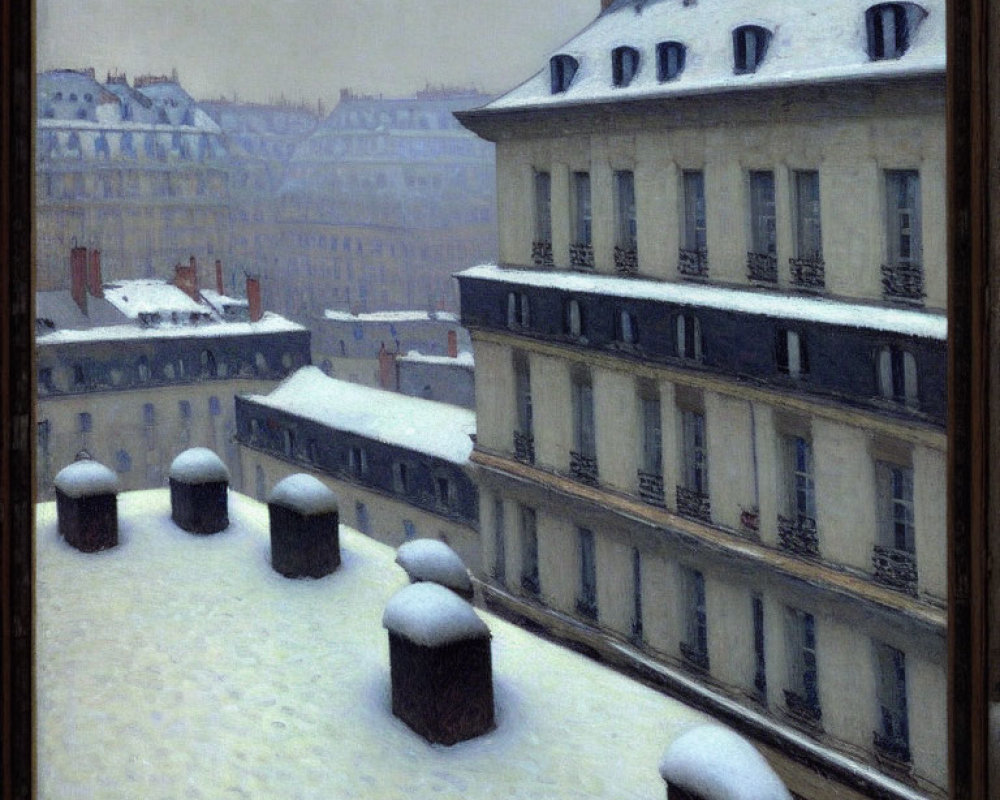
456 1 947 798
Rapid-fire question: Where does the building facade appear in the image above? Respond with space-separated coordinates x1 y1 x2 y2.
234 367 480 568
36 249 311 497
456 1 946 798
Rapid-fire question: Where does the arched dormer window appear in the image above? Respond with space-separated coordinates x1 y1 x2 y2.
865 3 927 60
565 298 585 339
550 54 579 94
733 25 772 74
877 345 919 407
612 46 641 87
657 41 687 82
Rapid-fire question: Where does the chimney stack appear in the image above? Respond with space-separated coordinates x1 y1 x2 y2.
173 257 199 301
70 246 88 314
447 330 458 359
215 259 224 296
378 342 398 391
246 275 262 322
87 249 103 298
601 0 614 9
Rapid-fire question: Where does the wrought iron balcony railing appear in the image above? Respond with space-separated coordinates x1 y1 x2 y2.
873 731 911 765
569 242 595 269
678 247 709 278
679 641 710 671
746 251 778 283
637 470 666 507
513 431 535 465
784 690 822 724
614 245 639 277
569 451 599 486
777 514 819 557
872 544 918 596
521 572 540 596
532 240 554 268
675 485 711 522
789 255 826 290
575 595 598 620
880 262 925 305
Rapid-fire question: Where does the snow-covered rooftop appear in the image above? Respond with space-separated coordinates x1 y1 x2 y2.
103 280 209 319
458 264 947 340
401 350 475 367
480 0 945 113
35 313 306 345
36 489 707 798
323 309 460 324
245 367 476 464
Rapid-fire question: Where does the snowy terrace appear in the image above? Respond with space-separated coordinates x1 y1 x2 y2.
244 366 476 465
35 489 710 799
480 0 945 113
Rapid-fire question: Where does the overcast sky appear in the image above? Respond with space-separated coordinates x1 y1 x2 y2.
36 0 599 104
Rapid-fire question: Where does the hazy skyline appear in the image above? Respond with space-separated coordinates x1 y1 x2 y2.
36 0 599 104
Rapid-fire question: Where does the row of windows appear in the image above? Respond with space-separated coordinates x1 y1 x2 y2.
75 396 224 435
507 298 922 408
510 360 922 593
549 5 928 94
493 502 913 761
532 166 923 302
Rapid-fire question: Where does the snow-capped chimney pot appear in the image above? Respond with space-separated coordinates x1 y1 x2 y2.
447 330 458 359
70 246 88 314
87 249 103 298
247 275 262 322
173 258 199 301
215 259 224 296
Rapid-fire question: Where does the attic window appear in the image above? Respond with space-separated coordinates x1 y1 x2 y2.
550 54 579 94
612 46 641 87
657 41 687 82
733 25 772 74
866 3 926 60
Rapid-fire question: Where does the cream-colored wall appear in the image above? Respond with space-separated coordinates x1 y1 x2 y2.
37 379 265 497
470 338 515 453
536 510 577 612
594 530 635 635
239 447 481 571
593 366 639 493
908 650 949 791
642 553 681 659
496 110 946 308
913 444 948 600
704 575 754 691
530 353 571 472
704 392 757 531
817 618 877 751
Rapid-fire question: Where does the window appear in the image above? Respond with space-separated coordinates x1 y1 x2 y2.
73 364 85 386
876 461 915 553
506 291 530 329
355 501 370 535
753 594 767 700
78 412 92 434
733 25 772 74
748 170 777 282
115 450 132 474
631 548 643 642
640 391 662 477
564 298 585 339
576 527 597 619
784 607 821 722
493 499 506 585
393 461 410 493
874 642 911 762
679 170 708 276
793 170 823 260
616 309 638 345
675 314 702 361
179 400 191 420
209 396 221 416
614 170 637 275
283 428 295 458
866 3 926 61
570 370 597 484
514 352 534 463
780 434 817 531
657 41 686 82
883 170 924 303
550 54 579 94
435 475 454 509
403 520 416 541
519 504 539 595
681 567 709 670
200 349 217 378
142 403 155 427
571 171 593 268
877 345 919 406
533 170 553 266
775 329 809 378
677 409 710 521
348 445 368 475
612 46 640 87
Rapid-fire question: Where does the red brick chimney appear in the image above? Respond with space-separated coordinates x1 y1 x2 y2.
173 257 199 301
601 0 614 9
447 329 458 358
246 275 262 322
378 342 398 391
70 246 88 314
215 259 224 296
87 249 103 298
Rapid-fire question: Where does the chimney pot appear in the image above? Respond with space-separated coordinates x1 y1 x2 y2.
246 275 263 322
87 249 103 298
447 330 458 359
215 259 224 296
70 246 88 314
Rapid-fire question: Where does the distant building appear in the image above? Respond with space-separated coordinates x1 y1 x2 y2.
234 367 480 568
457 1 947 798
35 69 231 289
36 247 311 496
397 350 476 409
